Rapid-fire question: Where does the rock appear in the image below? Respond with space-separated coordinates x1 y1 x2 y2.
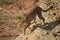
14 0 60 40
15 28 56 40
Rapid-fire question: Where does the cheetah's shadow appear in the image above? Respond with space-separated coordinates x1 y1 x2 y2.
31 17 60 32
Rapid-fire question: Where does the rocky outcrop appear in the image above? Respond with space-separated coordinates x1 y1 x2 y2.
14 0 60 40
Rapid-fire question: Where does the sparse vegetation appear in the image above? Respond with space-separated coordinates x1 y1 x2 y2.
15 15 22 19
0 0 13 6
0 21 8 25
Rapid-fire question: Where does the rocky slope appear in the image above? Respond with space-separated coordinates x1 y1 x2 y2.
14 0 60 40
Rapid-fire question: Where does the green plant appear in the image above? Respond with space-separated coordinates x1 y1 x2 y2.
15 15 22 19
